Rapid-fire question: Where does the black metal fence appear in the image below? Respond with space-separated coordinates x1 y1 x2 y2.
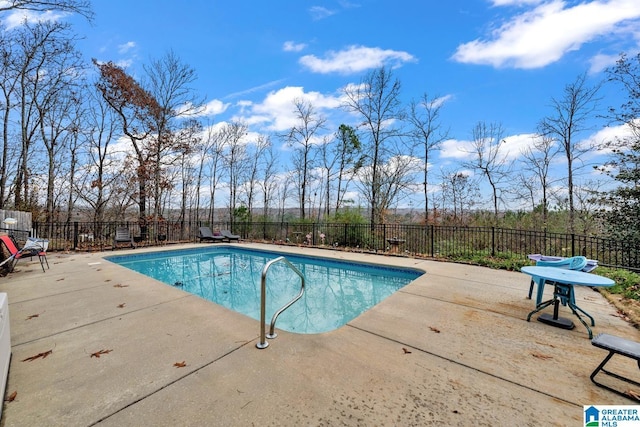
31 220 196 252
31 220 640 271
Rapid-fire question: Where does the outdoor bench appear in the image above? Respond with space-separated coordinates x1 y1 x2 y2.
591 333 640 401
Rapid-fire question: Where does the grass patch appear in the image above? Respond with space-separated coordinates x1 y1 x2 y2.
443 252 532 272
593 267 640 300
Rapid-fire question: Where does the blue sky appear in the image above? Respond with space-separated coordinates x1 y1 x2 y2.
3 0 640 210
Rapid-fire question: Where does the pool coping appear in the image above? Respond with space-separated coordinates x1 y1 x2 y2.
104 244 428 275
1 242 639 425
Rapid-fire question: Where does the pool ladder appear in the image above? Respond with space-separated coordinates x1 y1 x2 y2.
256 256 305 349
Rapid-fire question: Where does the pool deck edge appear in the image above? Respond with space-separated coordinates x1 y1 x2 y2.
1 243 638 426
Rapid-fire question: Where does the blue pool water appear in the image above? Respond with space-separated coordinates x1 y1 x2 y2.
105 246 423 334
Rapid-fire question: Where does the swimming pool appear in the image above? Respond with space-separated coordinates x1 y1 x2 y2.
105 246 423 334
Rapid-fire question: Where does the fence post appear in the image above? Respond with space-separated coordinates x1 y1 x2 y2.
73 221 79 250
571 234 575 257
343 223 347 246
491 227 496 257
383 224 387 251
312 223 316 245
430 225 434 257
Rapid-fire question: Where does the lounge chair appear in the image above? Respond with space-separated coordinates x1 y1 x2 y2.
0 235 48 273
198 227 225 243
220 230 240 242
113 227 135 249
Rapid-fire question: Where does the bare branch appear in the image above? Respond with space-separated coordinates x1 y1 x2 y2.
0 0 94 21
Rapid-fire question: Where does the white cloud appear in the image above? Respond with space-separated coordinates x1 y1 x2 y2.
309 6 336 20
184 99 229 118
579 121 636 155
243 86 342 132
338 1 361 9
588 52 620 73
203 121 228 136
1 9 65 29
202 121 262 148
439 138 476 160
341 190 360 204
452 0 640 69
115 59 133 68
432 94 454 109
202 99 229 116
440 132 538 162
283 41 307 52
502 132 539 160
491 0 544 5
107 135 136 161
118 41 136 54
341 82 367 94
300 45 416 74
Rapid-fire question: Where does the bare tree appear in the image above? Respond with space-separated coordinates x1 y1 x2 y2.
107 156 139 221
518 134 558 230
94 59 161 231
243 134 270 221
220 121 248 226
439 169 480 224
342 67 405 225
573 180 604 235
63 99 83 227
74 85 119 225
258 141 278 220
317 136 334 220
174 119 200 238
32 26 84 223
285 98 325 220
512 173 538 211
539 73 601 234
143 50 202 226
197 124 224 224
0 28 20 208
0 0 93 20
0 19 85 214
330 124 362 214
375 155 420 222
462 121 509 222
277 171 295 223
13 21 76 211
95 52 201 235
408 93 448 222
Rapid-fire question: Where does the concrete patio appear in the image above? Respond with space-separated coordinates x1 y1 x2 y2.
1 243 639 426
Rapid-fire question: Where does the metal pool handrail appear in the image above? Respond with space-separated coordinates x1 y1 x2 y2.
256 256 305 349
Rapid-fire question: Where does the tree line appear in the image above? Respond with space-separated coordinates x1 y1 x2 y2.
0 1 638 249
